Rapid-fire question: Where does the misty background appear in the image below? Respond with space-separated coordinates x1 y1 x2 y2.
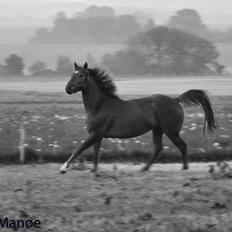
0 0 232 75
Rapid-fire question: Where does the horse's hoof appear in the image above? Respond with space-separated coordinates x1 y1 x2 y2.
59 170 66 174
94 172 101 177
59 162 69 174
141 167 149 172
182 166 189 170
90 169 97 173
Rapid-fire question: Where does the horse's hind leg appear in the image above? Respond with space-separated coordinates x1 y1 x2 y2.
167 133 188 170
141 127 163 171
91 139 102 172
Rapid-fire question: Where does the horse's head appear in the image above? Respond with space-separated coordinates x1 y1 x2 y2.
65 62 89 95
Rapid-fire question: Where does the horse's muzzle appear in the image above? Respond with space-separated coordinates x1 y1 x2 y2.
65 84 82 94
65 85 72 95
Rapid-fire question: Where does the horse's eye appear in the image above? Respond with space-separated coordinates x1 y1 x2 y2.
80 74 83 77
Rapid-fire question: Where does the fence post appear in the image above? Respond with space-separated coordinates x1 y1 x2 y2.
19 122 26 164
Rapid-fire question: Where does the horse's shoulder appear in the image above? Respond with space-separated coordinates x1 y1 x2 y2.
87 113 114 133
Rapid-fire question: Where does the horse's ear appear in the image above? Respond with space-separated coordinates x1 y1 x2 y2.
84 62 88 69
74 62 79 71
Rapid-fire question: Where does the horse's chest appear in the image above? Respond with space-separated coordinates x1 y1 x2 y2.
86 113 113 133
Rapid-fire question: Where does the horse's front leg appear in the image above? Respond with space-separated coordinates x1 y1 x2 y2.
59 133 101 174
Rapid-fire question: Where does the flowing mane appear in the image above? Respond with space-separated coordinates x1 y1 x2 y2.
89 68 120 99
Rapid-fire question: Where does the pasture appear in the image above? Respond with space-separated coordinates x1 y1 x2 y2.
0 163 232 232
0 77 231 232
0 75 232 95
0 77 231 162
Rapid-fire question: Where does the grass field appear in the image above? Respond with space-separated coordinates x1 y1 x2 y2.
0 88 231 164
0 77 231 231
0 163 232 232
0 38 232 232
0 75 232 96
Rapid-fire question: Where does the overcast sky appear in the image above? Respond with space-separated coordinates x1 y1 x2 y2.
0 0 232 29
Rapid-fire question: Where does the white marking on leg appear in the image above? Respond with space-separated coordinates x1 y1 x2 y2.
59 162 69 173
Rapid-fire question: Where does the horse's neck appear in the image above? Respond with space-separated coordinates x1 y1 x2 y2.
81 81 109 114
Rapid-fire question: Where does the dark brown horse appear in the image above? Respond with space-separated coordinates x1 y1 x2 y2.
60 62 216 173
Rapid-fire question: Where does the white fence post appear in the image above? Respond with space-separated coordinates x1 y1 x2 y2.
19 122 26 164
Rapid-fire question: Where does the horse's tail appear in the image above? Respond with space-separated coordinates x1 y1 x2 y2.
176 89 216 134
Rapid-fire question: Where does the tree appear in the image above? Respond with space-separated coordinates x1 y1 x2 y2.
103 26 222 75
134 27 220 74
82 6 115 18
168 9 208 37
56 55 73 75
167 29 219 74
31 6 142 44
102 50 147 75
129 26 172 74
5 54 24 75
117 15 140 41
52 12 71 43
30 27 50 43
0 63 7 75
29 61 47 76
144 19 156 32
54 11 67 24
82 17 117 43
224 27 232 42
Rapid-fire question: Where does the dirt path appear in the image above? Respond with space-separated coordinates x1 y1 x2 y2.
90 161 232 172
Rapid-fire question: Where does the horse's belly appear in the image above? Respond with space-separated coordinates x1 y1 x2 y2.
103 117 152 138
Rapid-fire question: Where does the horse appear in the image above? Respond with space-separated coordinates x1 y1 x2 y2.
59 62 216 173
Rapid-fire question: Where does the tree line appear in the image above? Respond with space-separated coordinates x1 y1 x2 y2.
168 9 232 43
102 26 224 75
31 7 232 44
0 54 75 77
0 7 226 77
31 6 153 44
0 39 224 77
